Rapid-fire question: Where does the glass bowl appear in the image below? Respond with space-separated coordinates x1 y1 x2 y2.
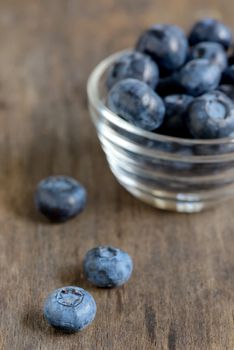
87 50 234 213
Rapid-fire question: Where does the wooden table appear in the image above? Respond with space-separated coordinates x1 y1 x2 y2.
0 1 234 349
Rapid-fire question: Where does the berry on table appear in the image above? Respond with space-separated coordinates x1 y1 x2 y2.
35 176 87 222
83 246 133 288
43 286 96 333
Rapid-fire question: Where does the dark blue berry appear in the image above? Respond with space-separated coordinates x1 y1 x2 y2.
136 24 188 71
106 51 159 90
158 94 193 137
83 246 133 288
44 286 96 333
107 78 165 131
35 176 87 222
189 18 232 49
187 91 234 138
177 59 221 97
189 41 227 71
221 65 234 84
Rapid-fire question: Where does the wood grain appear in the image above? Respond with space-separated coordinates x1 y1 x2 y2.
0 0 233 349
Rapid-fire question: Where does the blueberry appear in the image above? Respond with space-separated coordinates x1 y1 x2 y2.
107 78 165 131
44 286 96 333
189 41 227 71
83 246 133 288
35 176 87 222
158 94 193 137
106 51 159 90
136 24 188 71
177 59 221 97
189 18 232 49
187 91 234 138
221 65 234 84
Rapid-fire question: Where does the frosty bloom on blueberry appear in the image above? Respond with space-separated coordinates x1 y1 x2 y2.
83 246 133 288
107 78 165 131
189 41 227 71
189 18 232 50
136 24 188 72
43 286 96 333
187 91 234 139
106 51 159 90
176 59 222 97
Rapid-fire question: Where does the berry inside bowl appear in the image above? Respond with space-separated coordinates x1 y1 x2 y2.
87 49 234 213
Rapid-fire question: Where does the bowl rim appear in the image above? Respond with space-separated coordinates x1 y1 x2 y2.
87 49 234 146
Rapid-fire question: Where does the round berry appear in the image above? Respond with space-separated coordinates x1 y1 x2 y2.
189 18 232 49
83 246 133 288
136 24 188 71
187 91 234 139
106 51 159 90
107 78 165 131
177 59 221 97
189 41 227 71
44 286 96 333
35 176 87 222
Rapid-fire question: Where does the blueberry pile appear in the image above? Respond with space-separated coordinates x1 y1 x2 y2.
35 17 234 336
106 18 234 139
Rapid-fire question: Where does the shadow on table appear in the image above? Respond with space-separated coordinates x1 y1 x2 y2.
22 308 78 338
22 308 47 333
